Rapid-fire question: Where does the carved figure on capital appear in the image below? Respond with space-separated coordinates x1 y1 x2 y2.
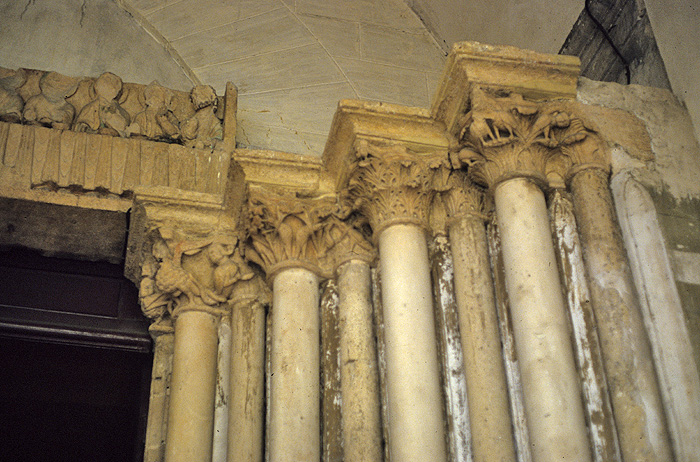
139 228 255 320
73 72 131 137
181 84 223 149
0 68 26 123
457 86 579 188
23 71 80 129
126 81 180 142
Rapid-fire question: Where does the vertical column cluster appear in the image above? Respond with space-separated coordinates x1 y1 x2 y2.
455 85 673 461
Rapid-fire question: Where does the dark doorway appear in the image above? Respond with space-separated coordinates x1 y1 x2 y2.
0 248 152 462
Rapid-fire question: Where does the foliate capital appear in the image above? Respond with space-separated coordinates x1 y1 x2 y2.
458 86 585 189
245 188 345 280
139 227 255 320
440 169 486 223
347 139 449 236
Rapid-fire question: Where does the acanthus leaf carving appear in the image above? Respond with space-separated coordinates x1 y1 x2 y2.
246 189 345 279
458 86 577 189
347 139 449 235
440 169 487 223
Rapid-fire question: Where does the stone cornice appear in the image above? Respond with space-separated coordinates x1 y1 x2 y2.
321 99 449 194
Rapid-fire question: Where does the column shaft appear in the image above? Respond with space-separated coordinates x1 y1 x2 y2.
337 260 382 462
144 331 174 462
570 169 673 461
228 299 266 462
429 235 471 462
269 267 321 462
378 223 447 462
448 215 516 462
165 309 219 462
212 316 231 462
494 177 590 462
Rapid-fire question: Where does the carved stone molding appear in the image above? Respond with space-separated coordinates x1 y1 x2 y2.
347 139 449 236
246 188 346 280
139 227 255 321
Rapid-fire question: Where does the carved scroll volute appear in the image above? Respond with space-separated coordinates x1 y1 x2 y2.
245 189 344 280
139 227 255 320
458 86 575 190
347 139 450 237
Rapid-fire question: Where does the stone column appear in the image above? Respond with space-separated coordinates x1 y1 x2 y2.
462 88 590 462
143 321 174 462
549 189 621 462
336 259 382 462
558 125 673 461
137 231 253 462
330 220 382 462
227 276 268 462
247 191 340 462
166 306 220 462
441 171 516 462
268 266 321 461
348 142 448 462
212 315 232 462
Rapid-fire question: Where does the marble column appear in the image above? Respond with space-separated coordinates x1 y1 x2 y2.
442 172 516 462
227 277 267 462
349 144 448 462
559 127 673 461
463 90 591 462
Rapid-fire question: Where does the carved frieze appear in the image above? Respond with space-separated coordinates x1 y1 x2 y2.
0 67 228 148
139 227 255 320
347 139 449 235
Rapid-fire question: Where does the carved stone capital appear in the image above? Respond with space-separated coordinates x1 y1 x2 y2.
458 87 573 189
347 139 449 236
323 215 376 270
139 227 255 321
246 188 344 280
440 169 486 223
555 116 611 181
